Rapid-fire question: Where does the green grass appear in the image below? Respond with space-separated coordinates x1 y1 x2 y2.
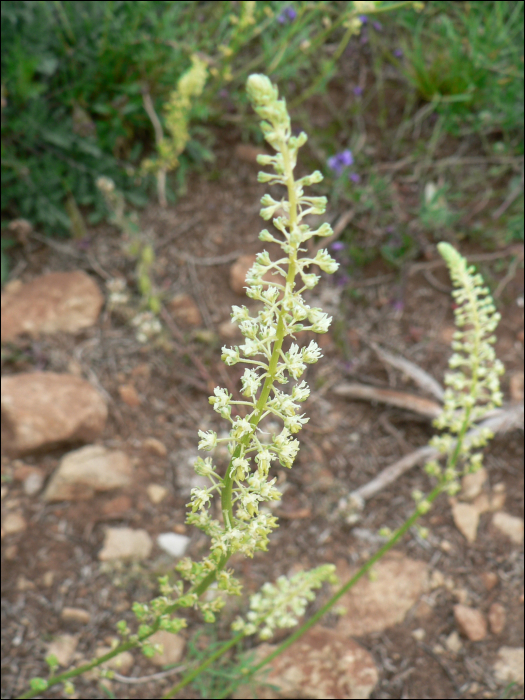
1 1 523 285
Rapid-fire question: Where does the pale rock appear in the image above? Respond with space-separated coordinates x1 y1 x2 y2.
452 587 469 604
98 527 152 561
96 646 134 675
440 539 453 552
453 604 487 641
169 293 202 326
1 270 103 341
492 512 524 545
481 572 499 591
148 630 185 667
2 511 27 535
489 487 507 512
452 502 480 542
411 628 426 641
429 570 445 589
488 602 506 635
157 532 190 557
16 575 36 591
23 470 44 496
460 468 487 501
473 492 491 514
147 483 168 504
509 371 524 403
336 553 428 637
42 571 55 587
118 384 141 407
61 607 91 624
493 647 524 686
445 631 463 654
46 634 79 667
234 627 378 699
1 372 107 456
142 437 167 457
43 445 132 502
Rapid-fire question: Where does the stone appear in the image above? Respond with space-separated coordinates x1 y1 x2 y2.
46 634 79 667
1 372 107 456
118 384 141 407
61 607 91 624
147 484 168 504
157 532 190 557
96 646 134 675
453 604 487 641
2 511 27 536
234 628 378 699
23 470 45 496
411 628 426 641
488 602 506 635
43 445 132 502
142 437 167 457
481 572 499 591
493 647 524 686
492 512 524 545
452 502 480 542
445 631 463 654
98 527 153 561
169 293 202 326
460 468 487 501
1 270 103 342
148 631 185 667
336 553 428 637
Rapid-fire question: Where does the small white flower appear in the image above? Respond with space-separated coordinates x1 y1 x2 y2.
231 417 254 440
198 430 217 451
221 346 240 366
312 248 339 274
302 340 322 364
241 368 262 397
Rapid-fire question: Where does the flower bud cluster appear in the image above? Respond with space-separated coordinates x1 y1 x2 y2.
180 74 339 603
425 243 504 492
232 564 337 640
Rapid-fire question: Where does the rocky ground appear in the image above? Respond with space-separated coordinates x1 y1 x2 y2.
1 136 524 699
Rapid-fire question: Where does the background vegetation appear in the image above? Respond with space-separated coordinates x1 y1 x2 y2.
1 0 523 279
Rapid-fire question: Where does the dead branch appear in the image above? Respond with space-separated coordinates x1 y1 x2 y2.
332 383 443 419
370 343 445 401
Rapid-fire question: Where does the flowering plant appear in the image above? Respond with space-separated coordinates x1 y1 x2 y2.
22 74 505 700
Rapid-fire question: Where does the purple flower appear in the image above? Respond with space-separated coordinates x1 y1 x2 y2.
393 48 403 58
328 149 354 176
277 6 297 23
391 299 404 313
372 21 383 31
348 172 361 183
330 241 345 251
358 15 368 24
353 85 363 97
